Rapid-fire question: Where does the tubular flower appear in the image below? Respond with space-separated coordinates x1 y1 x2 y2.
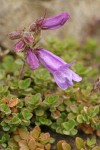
36 48 82 90
30 12 70 31
26 48 39 70
13 40 25 52
9 12 82 90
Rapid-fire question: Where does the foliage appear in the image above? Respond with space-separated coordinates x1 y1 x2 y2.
6 126 53 150
0 38 100 149
57 137 100 150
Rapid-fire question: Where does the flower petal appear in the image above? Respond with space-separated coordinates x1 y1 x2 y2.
36 48 82 90
39 12 70 30
36 48 66 73
13 40 24 52
26 48 39 70
54 70 69 90
72 71 82 82
53 67 73 90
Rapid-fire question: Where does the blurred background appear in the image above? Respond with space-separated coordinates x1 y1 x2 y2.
0 0 100 49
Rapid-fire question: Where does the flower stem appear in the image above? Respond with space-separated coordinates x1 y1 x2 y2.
19 61 26 79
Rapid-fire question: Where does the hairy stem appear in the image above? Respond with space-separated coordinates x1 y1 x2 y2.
19 61 26 79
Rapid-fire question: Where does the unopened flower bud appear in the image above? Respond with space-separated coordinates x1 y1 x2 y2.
29 23 37 32
8 31 22 40
26 48 39 70
23 32 34 44
36 12 70 30
14 40 24 52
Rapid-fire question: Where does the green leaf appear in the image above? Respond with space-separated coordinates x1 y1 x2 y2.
21 108 33 120
25 93 41 106
11 114 21 125
38 116 52 126
50 137 55 144
2 56 19 72
88 106 99 117
63 130 70 135
0 85 8 95
68 113 76 120
51 123 58 130
17 100 24 108
96 123 100 130
57 140 71 150
57 104 66 111
77 115 83 123
57 118 64 125
93 106 100 116
33 68 51 81
8 138 19 150
0 70 5 80
75 137 85 149
83 114 90 123
70 129 78 136
19 78 31 89
0 133 10 143
70 105 79 113
87 137 96 147
15 59 24 65
35 108 45 116
44 95 59 107
2 124 10 131
21 120 30 126
62 120 76 131
82 38 98 52
0 104 11 114
56 127 63 134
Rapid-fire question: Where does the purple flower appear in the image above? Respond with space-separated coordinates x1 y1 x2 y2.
23 32 34 44
9 31 34 52
30 12 70 31
36 48 82 90
26 48 39 70
14 40 25 52
9 12 82 90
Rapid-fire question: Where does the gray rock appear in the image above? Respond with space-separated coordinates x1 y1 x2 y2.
0 0 100 48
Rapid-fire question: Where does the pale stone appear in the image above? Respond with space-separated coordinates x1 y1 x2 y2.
0 0 100 48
